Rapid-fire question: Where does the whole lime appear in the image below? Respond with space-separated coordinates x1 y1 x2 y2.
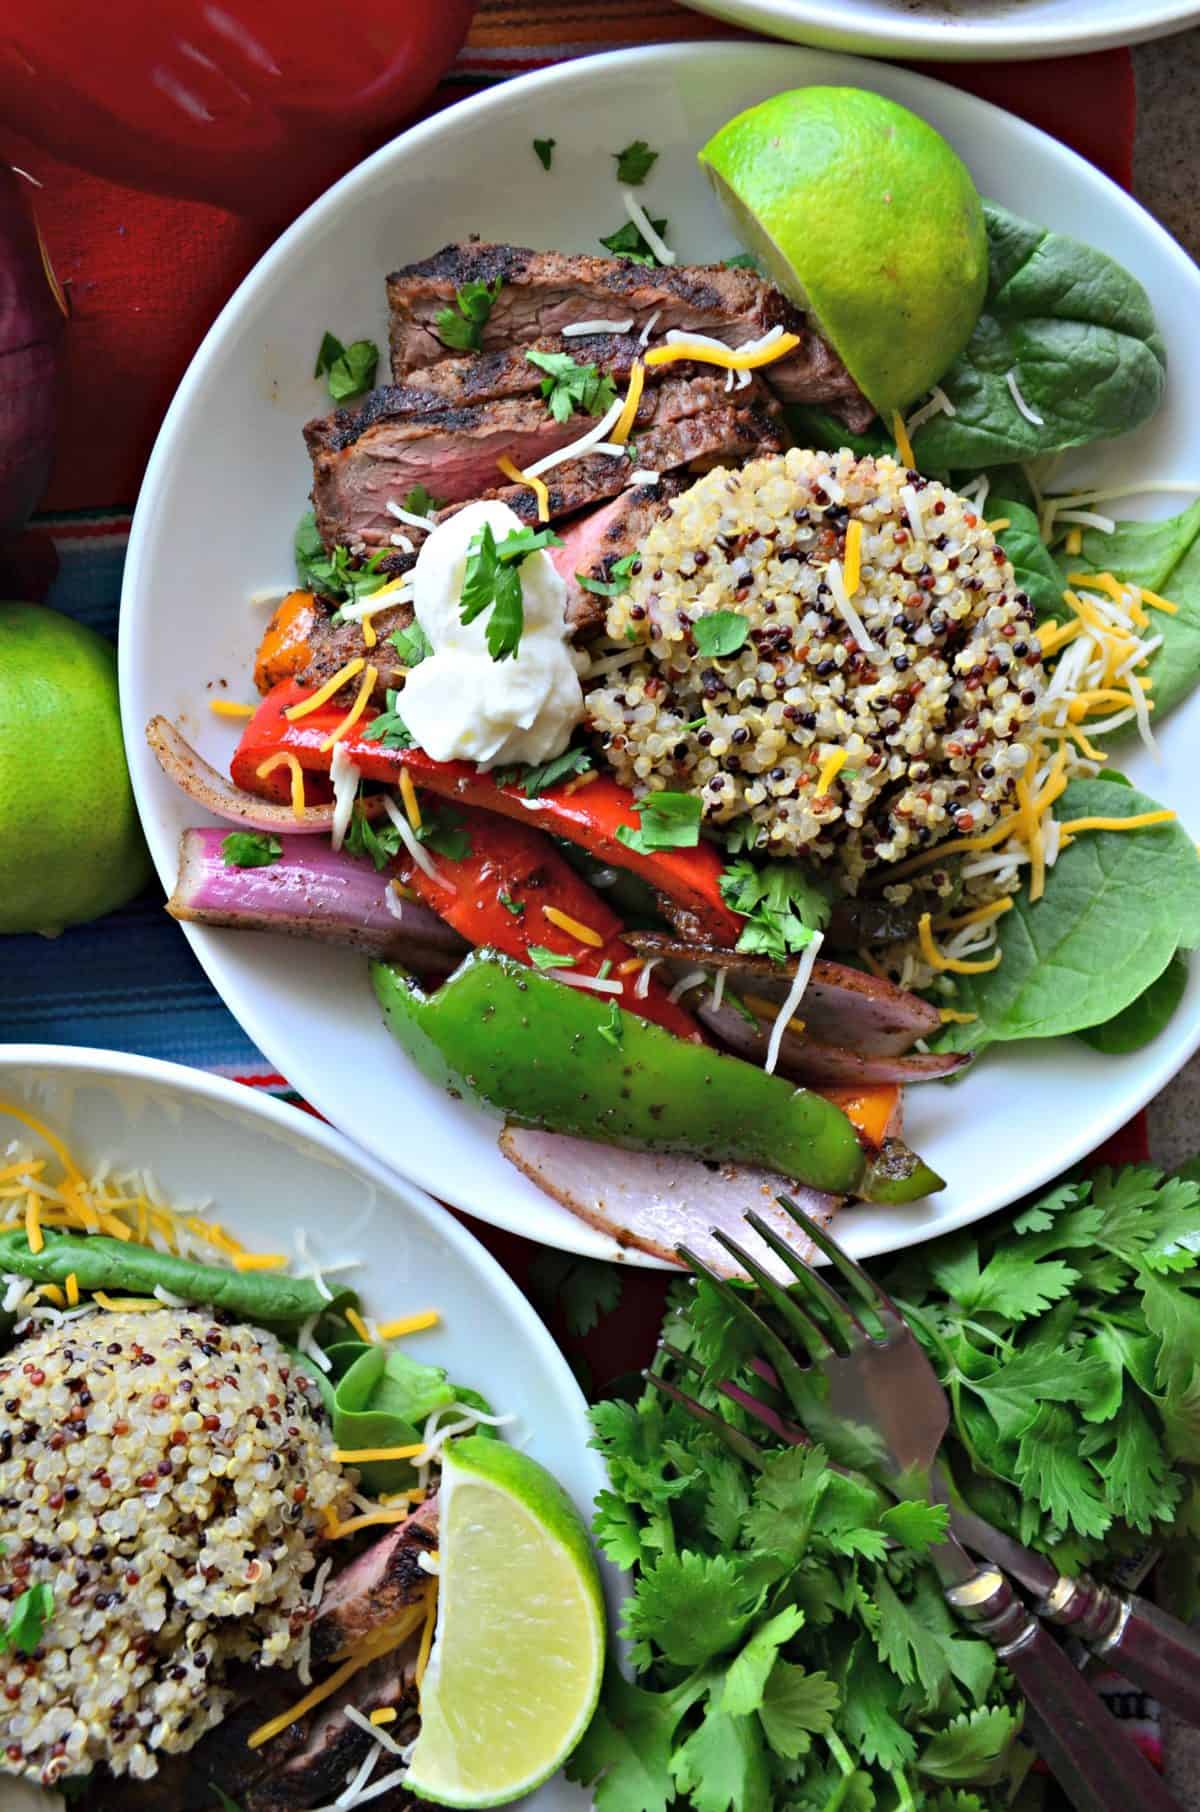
0 602 151 934
699 86 988 417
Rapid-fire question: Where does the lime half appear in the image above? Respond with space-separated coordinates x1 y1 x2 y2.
699 86 988 417
405 1435 606 1808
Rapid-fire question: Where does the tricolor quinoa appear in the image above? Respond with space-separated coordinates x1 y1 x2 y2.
588 449 1046 895
0 1310 347 1787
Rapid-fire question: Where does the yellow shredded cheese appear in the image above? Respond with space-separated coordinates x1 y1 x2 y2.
415 1589 438 1690
542 905 604 948
814 749 848 797
370 1707 398 1727
255 752 307 820
496 453 550 522
917 913 1002 975
743 993 806 1037
399 768 423 832
25 1193 42 1255
1140 587 1179 616
642 336 799 376
1058 810 1176 836
209 699 256 719
247 1604 428 1749
345 1307 373 1343
616 957 646 977
564 768 599 794
1064 527 1083 555
284 658 365 721
231 1252 288 1272
332 1443 425 1464
93 1292 163 1312
611 360 646 444
38 1284 65 1308
891 410 915 469
65 1272 79 1307
324 1507 428 1539
986 517 1012 532
934 897 1013 934
938 1008 978 1025
318 662 378 753
362 613 378 649
842 520 863 597
376 1311 440 1339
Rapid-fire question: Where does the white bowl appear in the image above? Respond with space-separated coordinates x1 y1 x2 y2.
120 41 1200 1264
678 0 1200 61
0 1046 607 1812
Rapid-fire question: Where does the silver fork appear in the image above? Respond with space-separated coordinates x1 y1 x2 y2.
655 1197 1182 1812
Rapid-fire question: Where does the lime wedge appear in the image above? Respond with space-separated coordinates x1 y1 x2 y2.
699 86 988 417
404 1435 606 1807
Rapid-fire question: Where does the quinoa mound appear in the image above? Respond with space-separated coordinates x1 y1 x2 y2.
0 1309 347 1787
588 448 1045 889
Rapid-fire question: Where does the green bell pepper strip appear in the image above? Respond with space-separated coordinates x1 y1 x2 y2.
373 949 939 1200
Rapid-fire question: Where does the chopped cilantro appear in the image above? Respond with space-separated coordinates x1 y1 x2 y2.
314 330 379 403
722 988 761 1028
527 1249 623 1337
0 1583 54 1656
416 805 472 863
616 791 703 854
220 832 282 869
533 137 556 171
576 553 638 598
529 945 577 970
401 484 440 518
460 522 563 662
294 510 391 605
597 999 624 1047
525 349 617 425
599 215 670 268
495 746 593 797
719 858 831 964
434 278 502 353
498 891 525 917
388 621 432 668
692 611 749 658
344 808 402 870
614 140 658 186
361 689 413 749
722 252 761 271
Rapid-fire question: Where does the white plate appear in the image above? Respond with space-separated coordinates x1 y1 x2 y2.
120 41 1200 1264
0 1046 608 1812
678 0 1200 61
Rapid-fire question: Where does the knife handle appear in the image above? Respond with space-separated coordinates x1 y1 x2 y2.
1040 1575 1200 1728
944 1564 1181 1812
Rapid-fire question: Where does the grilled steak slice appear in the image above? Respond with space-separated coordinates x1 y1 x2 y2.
549 476 687 634
310 370 786 559
311 1494 438 1669
387 242 873 429
249 1651 418 1811
398 331 645 408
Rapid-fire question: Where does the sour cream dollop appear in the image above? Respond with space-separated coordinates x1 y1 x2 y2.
398 500 585 769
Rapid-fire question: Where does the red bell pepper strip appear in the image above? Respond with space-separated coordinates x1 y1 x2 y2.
232 679 745 947
392 801 701 1042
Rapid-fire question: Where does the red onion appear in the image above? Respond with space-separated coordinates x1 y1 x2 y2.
169 827 468 966
146 716 393 836
0 166 63 539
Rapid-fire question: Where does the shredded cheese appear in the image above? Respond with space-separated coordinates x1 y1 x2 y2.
64 1272 79 1307
1065 527 1083 556
891 410 915 469
93 1291 162 1312
285 659 365 720
621 190 676 265
1005 368 1045 427
642 335 799 375
345 1307 373 1343
387 499 437 532
542 905 604 947
24 1194 42 1254
376 1311 440 1339
398 769 423 832
826 559 881 657
1058 810 1176 835
496 453 550 522
843 520 863 596
815 749 848 796
939 1007 978 1025
319 663 378 753
231 1252 288 1272
370 1707 399 1729
986 518 1012 533
415 1589 438 1690
764 934 823 1075
554 969 625 995
526 392 628 478
255 752 307 820
332 1442 425 1463
611 361 645 444
934 896 1014 934
248 1603 428 1748
382 796 455 891
209 699 256 719
743 993 805 1036
564 768 599 794
562 317 634 336
917 913 1001 974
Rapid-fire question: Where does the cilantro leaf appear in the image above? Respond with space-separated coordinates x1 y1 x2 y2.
1080 1395 1182 1532
402 484 439 518
838 1641 918 1771
0 1583 54 1655
600 216 670 267
719 859 831 964
878 1499 950 1555
498 890 524 917
495 745 593 797
528 1249 623 1336
916 1707 1022 1785
723 253 761 271
415 805 471 862
220 831 282 869
959 1341 1111 1443
533 137 556 171
594 1488 649 1570
1015 1402 1111 1537
623 1552 763 1668
617 791 703 854
526 349 618 424
528 945 577 970
577 553 640 598
758 1660 837 1759
460 522 563 662
693 612 749 659
926 1236 1079 1321
344 808 402 871
313 330 379 403
294 509 391 604
669 1702 770 1812
615 140 659 186
598 1000 624 1048
435 278 503 352
388 621 432 667
722 1606 804 1716
566 1665 708 1812
361 689 413 749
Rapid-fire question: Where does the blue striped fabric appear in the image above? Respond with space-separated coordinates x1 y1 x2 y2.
1 514 264 1070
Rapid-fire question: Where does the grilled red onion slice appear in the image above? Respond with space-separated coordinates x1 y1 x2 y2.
700 995 969 1085
168 827 467 964
627 933 940 1054
146 716 391 835
500 1126 840 1279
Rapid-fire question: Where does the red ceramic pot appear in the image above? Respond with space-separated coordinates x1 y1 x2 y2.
0 0 476 220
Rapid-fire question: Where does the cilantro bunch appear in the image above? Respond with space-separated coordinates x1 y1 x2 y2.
571 1160 1200 1812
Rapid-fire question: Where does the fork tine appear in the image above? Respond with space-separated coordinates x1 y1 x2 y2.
741 1210 867 1352
677 1244 817 1411
659 1338 703 1375
645 1370 767 1470
709 1227 835 1366
717 1378 810 1449
776 1195 898 1320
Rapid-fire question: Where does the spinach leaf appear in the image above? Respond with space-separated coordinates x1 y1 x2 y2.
0 1229 355 1325
912 202 1166 469
331 1343 457 1491
1073 500 1200 720
1079 952 1189 1055
990 498 1068 618
934 778 1200 1052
